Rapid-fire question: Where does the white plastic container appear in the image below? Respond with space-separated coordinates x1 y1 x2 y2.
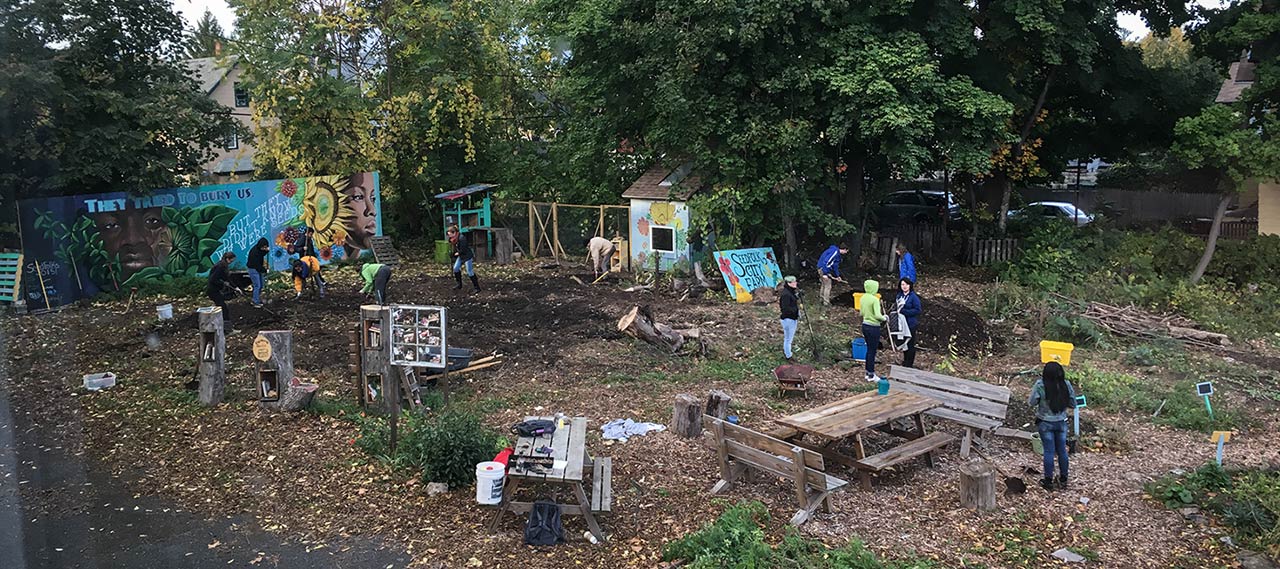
83 372 116 391
475 461 506 505
156 304 174 320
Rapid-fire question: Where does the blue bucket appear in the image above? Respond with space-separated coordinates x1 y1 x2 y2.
851 338 867 361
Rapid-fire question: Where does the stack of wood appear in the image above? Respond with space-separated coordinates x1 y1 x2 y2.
1066 296 1230 348
618 305 707 355
419 353 504 381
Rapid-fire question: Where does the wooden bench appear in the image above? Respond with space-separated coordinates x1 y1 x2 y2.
855 431 954 488
888 365 1011 457
704 416 848 525
590 457 613 513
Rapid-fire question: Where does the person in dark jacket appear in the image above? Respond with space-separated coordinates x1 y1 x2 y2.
290 227 317 258
246 238 269 308
448 225 480 291
779 276 800 361
206 252 236 324
895 278 922 367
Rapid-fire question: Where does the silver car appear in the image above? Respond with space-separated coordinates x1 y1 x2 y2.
1008 201 1094 226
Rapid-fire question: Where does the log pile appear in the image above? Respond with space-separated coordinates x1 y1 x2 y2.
618 305 708 355
1069 297 1230 348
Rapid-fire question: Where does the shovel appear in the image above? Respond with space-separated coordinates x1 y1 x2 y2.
972 447 1027 494
798 295 821 361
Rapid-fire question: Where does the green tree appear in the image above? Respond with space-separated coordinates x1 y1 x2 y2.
181 10 231 60
0 0 242 213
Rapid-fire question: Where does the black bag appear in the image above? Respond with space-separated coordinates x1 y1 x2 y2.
512 419 556 438
524 499 565 546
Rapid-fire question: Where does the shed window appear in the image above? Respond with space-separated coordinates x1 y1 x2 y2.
651 225 675 253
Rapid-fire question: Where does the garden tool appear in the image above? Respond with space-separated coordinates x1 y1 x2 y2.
972 446 1026 494
798 293 821 361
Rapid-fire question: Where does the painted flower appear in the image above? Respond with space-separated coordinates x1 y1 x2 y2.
300 176 354 250
319 246 334 261
271 246 286 259
650 202 675 225
638 217 650 237
280 179 299 198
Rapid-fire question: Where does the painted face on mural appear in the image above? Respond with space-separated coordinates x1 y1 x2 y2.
342 172 377 252
92 207 172 278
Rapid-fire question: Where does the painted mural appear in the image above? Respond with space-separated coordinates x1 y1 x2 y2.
713 248 782 303
19 172 381 307
628 199 692 272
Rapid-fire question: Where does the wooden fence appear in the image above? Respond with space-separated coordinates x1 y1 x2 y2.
872 223 948 272
1179 219 1259 240
508 201 631 262
966 238 1019 266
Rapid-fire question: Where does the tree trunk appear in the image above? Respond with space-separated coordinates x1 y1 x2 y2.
1190 194 1232 285
705 389 732 420
843 155 867 262
671 394 703 438
996 175 1012 235
197 309 226 406
618 305 703 354
782 210 797 272
256 330 310 412
959 461 997 511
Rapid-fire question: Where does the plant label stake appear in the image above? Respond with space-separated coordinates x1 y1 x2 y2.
1196 382 1214 420
1073 395 1087 438
1210 431 1231 465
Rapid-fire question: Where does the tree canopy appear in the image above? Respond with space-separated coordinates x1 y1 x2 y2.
180 10 231 60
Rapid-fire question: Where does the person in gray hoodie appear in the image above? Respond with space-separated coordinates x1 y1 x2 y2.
1028 361 1077 491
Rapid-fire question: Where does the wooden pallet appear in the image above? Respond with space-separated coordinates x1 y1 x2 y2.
370 236 401 267
0 252 23 303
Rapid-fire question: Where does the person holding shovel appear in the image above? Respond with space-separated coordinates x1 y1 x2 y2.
246 238 269 308
360 262 393 305
586 235 617 278
448 225 480 292
206 251 236 326
895 278 922 368
859 279 887 382
816 243 849 306
1029 361 1077 491
779 276 800 362
291 255 326 299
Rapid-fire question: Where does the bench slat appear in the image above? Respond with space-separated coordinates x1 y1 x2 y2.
704 416 824 470
858 432 955 471
889 366 1011 403
889 381 1007 420
924 407 1003 431
591 457 612 512
723 439 845 492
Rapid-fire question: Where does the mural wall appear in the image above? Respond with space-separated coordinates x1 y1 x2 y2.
713 248 782 303
19 172 381 307
627 199 692 272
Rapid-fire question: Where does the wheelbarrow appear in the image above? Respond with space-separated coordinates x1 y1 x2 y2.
773 364 815 398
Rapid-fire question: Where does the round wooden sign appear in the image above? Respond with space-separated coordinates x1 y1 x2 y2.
252 335 272 361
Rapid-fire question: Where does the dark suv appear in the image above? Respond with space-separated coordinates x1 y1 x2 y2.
874 190 963 226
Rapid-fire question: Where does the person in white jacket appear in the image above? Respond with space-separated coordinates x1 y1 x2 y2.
586 236 617 277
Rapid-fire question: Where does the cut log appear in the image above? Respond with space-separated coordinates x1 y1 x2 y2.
256 330 303 412
671 394 703 438
274 378 319 412
959 461 997 511
616 304 691 352
197 309 225 406
705 390 732 420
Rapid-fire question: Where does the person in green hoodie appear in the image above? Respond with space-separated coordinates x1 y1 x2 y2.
360 263 393 305
859 279 888 381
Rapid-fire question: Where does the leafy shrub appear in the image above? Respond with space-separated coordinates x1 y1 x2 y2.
398 410 502 488
1147 465 1279 558
1066 366 1246 432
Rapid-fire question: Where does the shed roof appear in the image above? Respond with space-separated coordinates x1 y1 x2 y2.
621 162 702 201
436 183 497 200
1216 60 1256 104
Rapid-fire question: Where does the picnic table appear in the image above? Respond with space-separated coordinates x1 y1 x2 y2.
487 416 611 543
774 391 954 489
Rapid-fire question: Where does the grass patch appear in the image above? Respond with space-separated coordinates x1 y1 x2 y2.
1147 464 1280 559
1067 365 1247 432
663 501 938 568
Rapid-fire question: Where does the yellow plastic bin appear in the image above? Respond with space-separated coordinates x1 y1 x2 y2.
853 292 881 311
1040 340 1074 366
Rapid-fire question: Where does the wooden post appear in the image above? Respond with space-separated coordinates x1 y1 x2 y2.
959 461 997 511
598 206 605 237
527 201 535 258
705 390 732 420
671 394 703 438
197 308 225 406
359 304 393 413
551 203 562 261
256 330 314 412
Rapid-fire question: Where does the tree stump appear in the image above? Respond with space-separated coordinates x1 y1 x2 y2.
705 390 732 420
274 379 319 412
671 394 703 438
256 330 308 412
197 308 225 406
618 305 704 354
959 461 997 511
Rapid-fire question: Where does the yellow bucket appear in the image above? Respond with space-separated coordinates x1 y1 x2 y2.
1040 340 1074 366
853 292 881 311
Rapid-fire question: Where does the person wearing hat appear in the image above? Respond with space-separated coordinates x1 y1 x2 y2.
779 276 801 362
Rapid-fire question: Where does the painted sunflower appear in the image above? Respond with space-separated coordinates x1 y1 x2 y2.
301 175 355 249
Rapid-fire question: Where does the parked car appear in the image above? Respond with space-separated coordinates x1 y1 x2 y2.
874 190 964 226
1007 201 1094 226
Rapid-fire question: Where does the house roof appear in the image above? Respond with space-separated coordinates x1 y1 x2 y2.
1215 60 1256 104
621 162 702 201
184 55 240 95
212 155 254 174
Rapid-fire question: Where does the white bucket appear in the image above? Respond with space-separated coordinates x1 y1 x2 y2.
156 304 174 320
475 461 506 505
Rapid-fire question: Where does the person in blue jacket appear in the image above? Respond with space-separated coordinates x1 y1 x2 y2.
897 243 917 285
895 277 922 368
816 243 848 306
